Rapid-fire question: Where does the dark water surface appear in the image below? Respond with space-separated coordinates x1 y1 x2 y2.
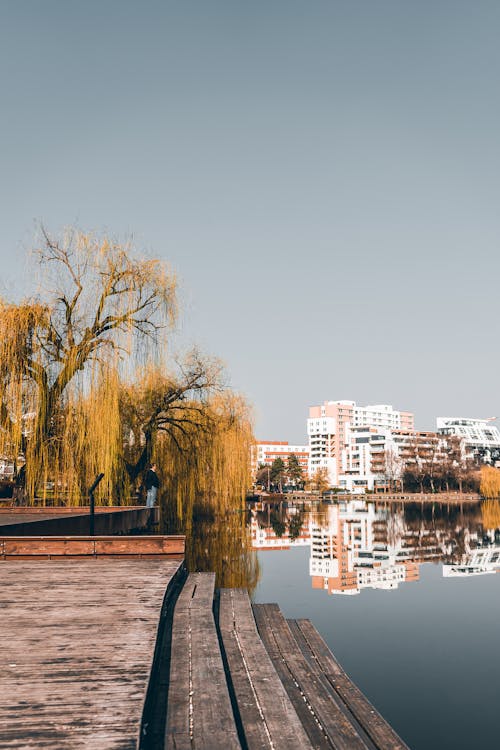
247 499 500 750
185 497 500 749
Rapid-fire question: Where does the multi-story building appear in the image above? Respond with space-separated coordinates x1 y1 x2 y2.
339 426 391 493
251 441 309 479
307 401 414 486
338 427 456 493
436 417 500 464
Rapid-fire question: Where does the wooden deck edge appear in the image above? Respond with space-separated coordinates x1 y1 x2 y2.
0 506 153 514
254 603 384 750
0 535 185 558
139 561 188 750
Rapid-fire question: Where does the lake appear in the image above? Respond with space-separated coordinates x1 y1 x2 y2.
244 498 500 750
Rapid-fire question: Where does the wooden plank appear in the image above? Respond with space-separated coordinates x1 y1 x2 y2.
0 506 148 515
219 589 312 750
94 537 184 555
165 575 197 750
287 620 378 750
166 573 241 750
0 535 184 558
2 538 96 556
0 559 183 749
253 604 330 749
293 619 410 750
253 604 371 750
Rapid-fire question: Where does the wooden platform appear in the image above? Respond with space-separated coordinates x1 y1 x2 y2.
1 564 409 749
0 558 184 749
0 506 158 536
166 573 240 750
219 588 311 749
255 605 409 750
165 574 409 750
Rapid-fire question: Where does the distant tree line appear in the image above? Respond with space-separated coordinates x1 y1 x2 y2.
254 454 304 492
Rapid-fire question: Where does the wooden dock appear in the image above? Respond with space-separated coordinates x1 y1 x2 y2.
166 574 410 750
0 539 185 749
1 558 409 749
0 506 158 536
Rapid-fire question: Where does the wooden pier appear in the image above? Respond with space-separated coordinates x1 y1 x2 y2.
166 573 409 750
0 505 158 536
1 557 409 749
0 537 185 749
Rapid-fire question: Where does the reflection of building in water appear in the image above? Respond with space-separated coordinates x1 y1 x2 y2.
443 530 500 576
248 496 499 590
250 507 310 550
309 501 420 595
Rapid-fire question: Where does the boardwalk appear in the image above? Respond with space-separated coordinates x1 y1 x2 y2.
167 574 410 750
0 506 158 536
0 559 183 749
1 561 409 749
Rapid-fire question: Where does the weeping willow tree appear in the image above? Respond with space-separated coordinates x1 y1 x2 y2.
480 465 500 500
0 229 253 511
151 392 259 591
0 230 178 502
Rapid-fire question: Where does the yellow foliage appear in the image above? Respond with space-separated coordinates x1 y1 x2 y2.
480 465 500 499
306 467 330 494
159 392 254 522
481 499 500 529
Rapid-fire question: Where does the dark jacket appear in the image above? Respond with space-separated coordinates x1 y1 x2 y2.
144 469 160 490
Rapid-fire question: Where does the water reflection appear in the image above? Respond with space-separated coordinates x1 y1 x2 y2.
248 497 500 595
163 503 260 593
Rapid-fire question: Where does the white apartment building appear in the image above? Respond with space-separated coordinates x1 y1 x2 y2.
307 400 414 486
354 404 414 432
436 417 500 463
339 427 391 493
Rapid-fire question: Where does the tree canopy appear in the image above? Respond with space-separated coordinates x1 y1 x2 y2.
0 229 253 508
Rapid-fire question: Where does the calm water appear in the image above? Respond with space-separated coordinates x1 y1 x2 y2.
197 498 500 750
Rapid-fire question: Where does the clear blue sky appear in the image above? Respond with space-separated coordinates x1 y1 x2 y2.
1 1 499 442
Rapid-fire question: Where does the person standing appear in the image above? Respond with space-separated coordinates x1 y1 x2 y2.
144 463 160 508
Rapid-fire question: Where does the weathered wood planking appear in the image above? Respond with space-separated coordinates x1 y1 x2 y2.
166 573 241 750
218 588 312 750
0 559 183 749
291 619 410 750
253 604 372 750
0 535 184 559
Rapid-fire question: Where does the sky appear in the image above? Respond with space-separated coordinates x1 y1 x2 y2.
1 1 499 443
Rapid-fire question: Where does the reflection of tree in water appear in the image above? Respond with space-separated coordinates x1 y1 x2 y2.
398 501 484 563
288 510 305 541
162 502 260 593
308 502 330 529
254 502 287 531
481 500 500 531
253 503 306 540
270 510 286 538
